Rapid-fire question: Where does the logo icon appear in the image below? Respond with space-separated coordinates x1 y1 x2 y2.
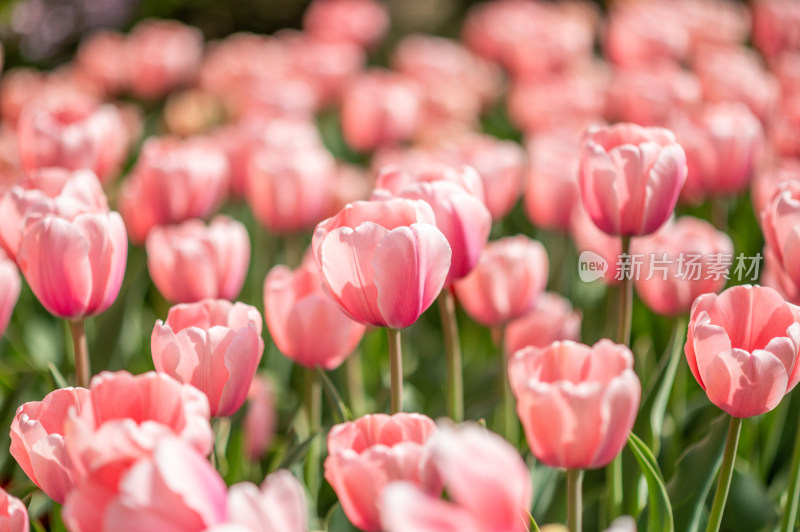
578 251 608 282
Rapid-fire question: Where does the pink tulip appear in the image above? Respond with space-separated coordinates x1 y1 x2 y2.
373 166 491 284
340 70 423 152
453 235 548 327
243 376 276 462
152 299 264 417
312 198 451 329
381 423 531 532
0 249 20 337
524 129 582 232
125 19 203 99
1 68 45 127
755 158 800 221
772 95 800 159
303 0 389 49
0 168 108 260
675 0 750 52
0 487 28 532
579 123 687 237
510 339 641 469
761 181 800 290
16 95 128 184
634 216 734 314
752 0 800 59
16 209 127 320
604 1 689 67
324 413 442 531
375 164 485 202
75 30 128 96
264 256 365 370
146 216 249 304
0 125 22 189
434 134 526 220
63 436 226 532
226 470 307 532
246 145 336 233
504 292 581 357
118 136 229 244
10 387 91 503
570 204 624 284
685 285 800 418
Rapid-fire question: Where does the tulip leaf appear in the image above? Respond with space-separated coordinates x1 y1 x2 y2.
627 432 674 532
47 362 69 390
667 413 728 532
326 502 361 532
275 431 319 472
316 365 352 424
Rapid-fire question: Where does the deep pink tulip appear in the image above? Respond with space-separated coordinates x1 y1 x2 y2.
118 136 229 244
312 198 451 329
752 0 800 59
524 129 582 232
632 217 733 316
264 257 365 370
125 19 203 99
152 299 264 417
0 168 108 260
16 209 127 320
570 204 623 284
579 123 687 237
373 166 491 285
381 422 532 532
761 181 800 290
685 285 800 418
0 249 20 337
303 0 389 49
226 470 308 532
324 413 442 531
16 95 128 184
504 292 581 357
146 216 250 304
510 340 641 469
246 145 336 233
453 235 548 327
340 71 422 152
243 376 276 462
0 487 28 532
63 437 226 532
10 387 91 503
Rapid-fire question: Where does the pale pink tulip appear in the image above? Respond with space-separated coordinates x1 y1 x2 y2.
264 257 365 369
504 293 581 357
10 387 91 503
125 19 203 99
340 71 422 152
510 339 641 469
381 423 531 532
763 245 800 305
633 217 733 316
146 216 250 304
772 95 800 159
312 198 451 329
16 209 127 320
0 249 20 337
75 30 128 96
152 299 264 417
118 136 229 244
604 1 688 67
570 204 623 284
685 285 800 418
163 89 225 137
753 158 800 228
579 123 687 236
453 235 548 327
524 129 582 232
16 95 128 184
0 168 108 260
243 376 276 462
373 166 491 285
0 487 29 532
246 145 336 233
226 470 307 532
303 0 389 49
325 413 441 531
761 181 800 290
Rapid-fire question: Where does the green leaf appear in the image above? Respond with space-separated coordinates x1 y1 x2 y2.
47 362 68 390
326 502 361 532
667 413 728 532
627 432 674 532
316 365 352 425
274 431 319 472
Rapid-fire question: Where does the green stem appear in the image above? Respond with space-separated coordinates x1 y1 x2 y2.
781 413 800 532
711 197 729 232
388 328 403 414
617 235 633 347
492 325 517 446
68 319 90 388
346 349 366 417
305 368 322 501
706 416 743 532
438 287 464 422
567 469 584 532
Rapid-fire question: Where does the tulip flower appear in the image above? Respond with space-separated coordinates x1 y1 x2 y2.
381 422 531 532
75 30 128 96
504 292 581 357
324 413 441 531
226 470 308 532
303 0 389 49
152 299 264 417
146 216 250 304
0 487 28 532
752 158 800 218
0 249 20 338
243 376 276 462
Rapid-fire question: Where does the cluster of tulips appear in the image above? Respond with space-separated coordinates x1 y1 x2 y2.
0 0 800 530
